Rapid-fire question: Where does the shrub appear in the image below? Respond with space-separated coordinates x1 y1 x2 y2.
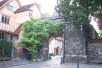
49 53 56 56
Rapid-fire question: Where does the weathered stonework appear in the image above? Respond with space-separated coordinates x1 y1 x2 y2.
64 23 87 63
38 18 101 63
88 40 102 63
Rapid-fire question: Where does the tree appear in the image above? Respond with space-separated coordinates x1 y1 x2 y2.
18 19 64 59
99 30 102 38
55 0 102 25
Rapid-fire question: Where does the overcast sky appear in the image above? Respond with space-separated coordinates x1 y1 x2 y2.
20 0 57 15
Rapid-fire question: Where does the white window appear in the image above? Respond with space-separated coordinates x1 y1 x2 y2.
7 5 13 11
29 10 33 16
1 15 10 24
0 33 4 39
15 34 19 40
10 35 13 40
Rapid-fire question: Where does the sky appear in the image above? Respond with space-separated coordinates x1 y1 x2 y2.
20 0 57 15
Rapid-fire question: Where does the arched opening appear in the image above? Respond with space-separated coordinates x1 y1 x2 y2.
47 35 64 64
49 37 64 56
39 31 64 60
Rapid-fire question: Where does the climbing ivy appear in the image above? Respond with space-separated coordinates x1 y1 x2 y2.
18 19 64 59
0 34 12 58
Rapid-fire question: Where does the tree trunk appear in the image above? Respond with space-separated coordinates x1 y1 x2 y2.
40 39 49 60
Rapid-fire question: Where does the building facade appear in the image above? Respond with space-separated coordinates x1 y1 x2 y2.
0 0 41 58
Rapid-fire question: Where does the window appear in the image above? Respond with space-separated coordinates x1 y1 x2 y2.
7 5 13 11
10 35 13 40
0 33 4 39
1 15 10 24
15 34 19 40
29 10 33 16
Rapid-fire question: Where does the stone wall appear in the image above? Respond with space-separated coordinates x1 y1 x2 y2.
88 39 102 63
64 23 87 63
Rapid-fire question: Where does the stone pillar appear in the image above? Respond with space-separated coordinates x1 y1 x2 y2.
40 39 49 60
64 23 87 63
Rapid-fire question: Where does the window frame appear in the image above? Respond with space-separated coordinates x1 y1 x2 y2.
15 34 19 40
1 15 10 24
10 35 13 40
7 5 13 11
29 10 33 16
0 33 4 39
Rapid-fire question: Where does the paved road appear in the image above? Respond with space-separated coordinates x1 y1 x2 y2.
7 55 102 68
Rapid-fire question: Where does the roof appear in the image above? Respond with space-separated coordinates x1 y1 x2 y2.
15 3 35 13
14 24 22 34
42 16 62 20
0 0 22 8
0 0 9 6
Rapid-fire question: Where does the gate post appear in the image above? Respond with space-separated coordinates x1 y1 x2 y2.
64 22 87 63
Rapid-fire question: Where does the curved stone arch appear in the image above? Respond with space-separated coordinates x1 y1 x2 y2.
40 33 64 60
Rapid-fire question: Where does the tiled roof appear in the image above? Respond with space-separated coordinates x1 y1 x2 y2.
15 3 35 13
42 16 62 20
0 0 40 13
0 0 9 7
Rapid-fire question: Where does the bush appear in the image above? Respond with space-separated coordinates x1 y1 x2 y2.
0 36 12 58
19 19 64 59
49 53 56 56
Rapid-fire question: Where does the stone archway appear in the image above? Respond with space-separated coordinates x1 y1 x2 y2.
39 22 96 63
39 33 64 60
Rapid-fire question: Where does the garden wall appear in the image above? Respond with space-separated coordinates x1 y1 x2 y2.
64 23 87 63
88 39 102 63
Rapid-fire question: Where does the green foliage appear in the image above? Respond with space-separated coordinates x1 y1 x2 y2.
18 19 64 59
0 34 12 58
94 32 99 39
49 53 56 56
17 42 25 48
99 30 102 38
55 0 102 25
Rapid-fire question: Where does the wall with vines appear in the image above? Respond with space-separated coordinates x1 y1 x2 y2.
0 34 13 58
